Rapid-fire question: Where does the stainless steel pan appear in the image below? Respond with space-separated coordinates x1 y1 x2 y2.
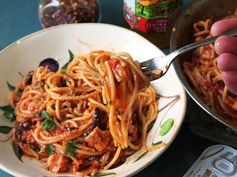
171 0 237 130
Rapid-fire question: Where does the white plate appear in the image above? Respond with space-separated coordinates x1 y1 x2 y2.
0 23 187 177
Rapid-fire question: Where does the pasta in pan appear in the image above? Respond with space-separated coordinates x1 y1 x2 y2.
11 50 158 176
183 13 237 124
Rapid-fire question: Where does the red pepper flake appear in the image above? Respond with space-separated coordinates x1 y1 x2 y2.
40 0 100 28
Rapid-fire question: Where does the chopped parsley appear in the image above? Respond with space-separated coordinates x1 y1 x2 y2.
45 144 55 155
41 111 55 131
65 141 78 157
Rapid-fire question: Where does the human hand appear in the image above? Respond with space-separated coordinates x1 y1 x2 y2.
211 18 237 94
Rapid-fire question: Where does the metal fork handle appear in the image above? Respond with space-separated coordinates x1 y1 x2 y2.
140 28 237 81
171 28 237 59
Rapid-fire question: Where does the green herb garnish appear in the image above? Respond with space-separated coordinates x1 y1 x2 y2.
62 50 74 69
45 144 55 155
65 141 78 157
7 81 15 91
41 111 55 130
0 105 16 122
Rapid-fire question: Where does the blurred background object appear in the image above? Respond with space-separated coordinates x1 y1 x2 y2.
39 0 100 28
171 0 237 133
123 0 182 48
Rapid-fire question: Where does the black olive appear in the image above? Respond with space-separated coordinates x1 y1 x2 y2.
83 108 107 136
21 121 31 130
39 58 59 72
25 70 34 85
93 108 100 125
59 78 67 87
29 143 41 152
93 108 107 130
15 121 32 140
132 111 140 125
15 129 22 141
21 139 27 144
78 162 91 171
84 124 96 136
15 123 23 141
87 156 95 161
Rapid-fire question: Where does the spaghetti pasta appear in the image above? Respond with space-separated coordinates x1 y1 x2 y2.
11 50 158 175
183 14 237 125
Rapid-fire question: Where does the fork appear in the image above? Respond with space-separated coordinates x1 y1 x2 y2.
140 28 237 81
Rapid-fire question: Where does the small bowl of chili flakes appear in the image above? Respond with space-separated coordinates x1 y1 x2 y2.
39 0 101 28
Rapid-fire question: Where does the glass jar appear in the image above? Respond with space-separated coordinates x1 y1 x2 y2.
123 0 182 48
39 0 100 28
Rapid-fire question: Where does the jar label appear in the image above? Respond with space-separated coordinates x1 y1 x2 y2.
123 0 181 32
